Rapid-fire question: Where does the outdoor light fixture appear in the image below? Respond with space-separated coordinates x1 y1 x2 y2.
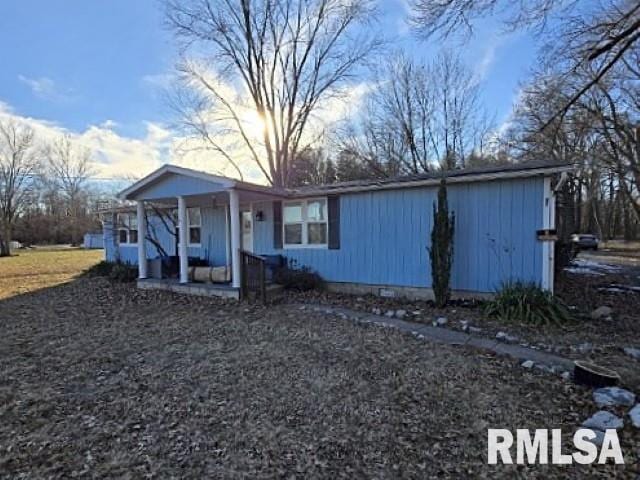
255 210 264 221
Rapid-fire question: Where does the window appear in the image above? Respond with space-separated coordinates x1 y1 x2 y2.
117 212 138 245
188 207 201 246
175 207 202 247
283 198 327 248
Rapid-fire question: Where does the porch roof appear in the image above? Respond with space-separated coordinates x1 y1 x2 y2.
118 160 574 204
118 164 286 202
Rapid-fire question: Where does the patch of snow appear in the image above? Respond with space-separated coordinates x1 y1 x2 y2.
608 284 640 293
564 258 622 276
597 287 626 293
565 267 605 276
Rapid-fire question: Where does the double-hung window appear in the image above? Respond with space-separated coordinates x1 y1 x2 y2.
117 212 138 245
188 207 201 246
175 207 202 247
283 198 327 248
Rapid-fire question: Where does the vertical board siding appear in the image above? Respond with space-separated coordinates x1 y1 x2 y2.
103 177 546 292
106 206 229 267
253 177 545 293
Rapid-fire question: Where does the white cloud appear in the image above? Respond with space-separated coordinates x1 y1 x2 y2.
0 100 266 185
1 68 372 187
472 38 502 83
17 75 75 102
99 119 119 130
141 73 177 93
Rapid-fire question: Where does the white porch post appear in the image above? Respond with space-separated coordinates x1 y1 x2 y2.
178 196 189 284
136 200 148 279
229 188 241 288
541 177 555 293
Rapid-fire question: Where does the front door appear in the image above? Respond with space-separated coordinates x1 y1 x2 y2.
241 210 253 253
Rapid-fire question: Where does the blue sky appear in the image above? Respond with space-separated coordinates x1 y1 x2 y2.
0 0 538 181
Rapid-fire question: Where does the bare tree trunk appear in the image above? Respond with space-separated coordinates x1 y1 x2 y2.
0 222 12 256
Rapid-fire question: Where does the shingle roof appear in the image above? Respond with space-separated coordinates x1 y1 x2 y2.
290 160 573 196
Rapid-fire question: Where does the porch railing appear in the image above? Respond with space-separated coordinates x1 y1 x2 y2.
239 250 266 303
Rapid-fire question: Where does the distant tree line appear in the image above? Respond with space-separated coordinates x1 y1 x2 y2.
0 121 102 255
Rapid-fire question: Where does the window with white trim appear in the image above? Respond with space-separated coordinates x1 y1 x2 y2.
117 212 138 245
283 198 327 247
175 207 202 247
188 207 201 246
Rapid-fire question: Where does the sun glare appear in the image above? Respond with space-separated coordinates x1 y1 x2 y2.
242 110 267 140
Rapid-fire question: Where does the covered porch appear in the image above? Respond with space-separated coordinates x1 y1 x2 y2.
118 165 284 298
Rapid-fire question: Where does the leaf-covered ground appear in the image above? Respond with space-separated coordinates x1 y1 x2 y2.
0 277 637 478
291 248 640 392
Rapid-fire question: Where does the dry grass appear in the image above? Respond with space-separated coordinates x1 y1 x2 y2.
0 248 103 300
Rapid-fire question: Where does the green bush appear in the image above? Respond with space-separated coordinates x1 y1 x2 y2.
484 282 572 326
273 260 324 291
85 261 137 283
429 179 455 308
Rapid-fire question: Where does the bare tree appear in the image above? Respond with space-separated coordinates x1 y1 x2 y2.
0 120 39 256
343 52 493 173
165 0 382 187
410 0 640 127
46 135 95 245
502 61 640 239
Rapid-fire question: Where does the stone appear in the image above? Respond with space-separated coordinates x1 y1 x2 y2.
623 347 640 360
593 387 636 408
561 371 572 381
412 310 422 316
534 364 552 374
468 326 482 334
384 310 395 318
496 331 518 343
372 308 381 315
577 342 593 355
591 306 613 320
395 309 407 319
582 411 624 431
629 404 640 428
435 317 448 326
521 360 535 369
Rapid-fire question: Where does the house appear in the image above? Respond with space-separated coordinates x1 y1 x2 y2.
103 161 571 300
83 232 104 249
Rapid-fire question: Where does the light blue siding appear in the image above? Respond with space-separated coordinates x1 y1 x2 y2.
105 206 230 267
252 177 544 293
131 173 227 201
83 233 104 249
104 176 546 293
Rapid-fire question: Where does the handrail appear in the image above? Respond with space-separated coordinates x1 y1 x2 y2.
239 250 266 303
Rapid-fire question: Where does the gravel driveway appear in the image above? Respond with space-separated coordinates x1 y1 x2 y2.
0 278 636 478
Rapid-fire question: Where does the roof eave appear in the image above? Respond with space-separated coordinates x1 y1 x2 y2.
290 164 574 197
117 164 238 201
